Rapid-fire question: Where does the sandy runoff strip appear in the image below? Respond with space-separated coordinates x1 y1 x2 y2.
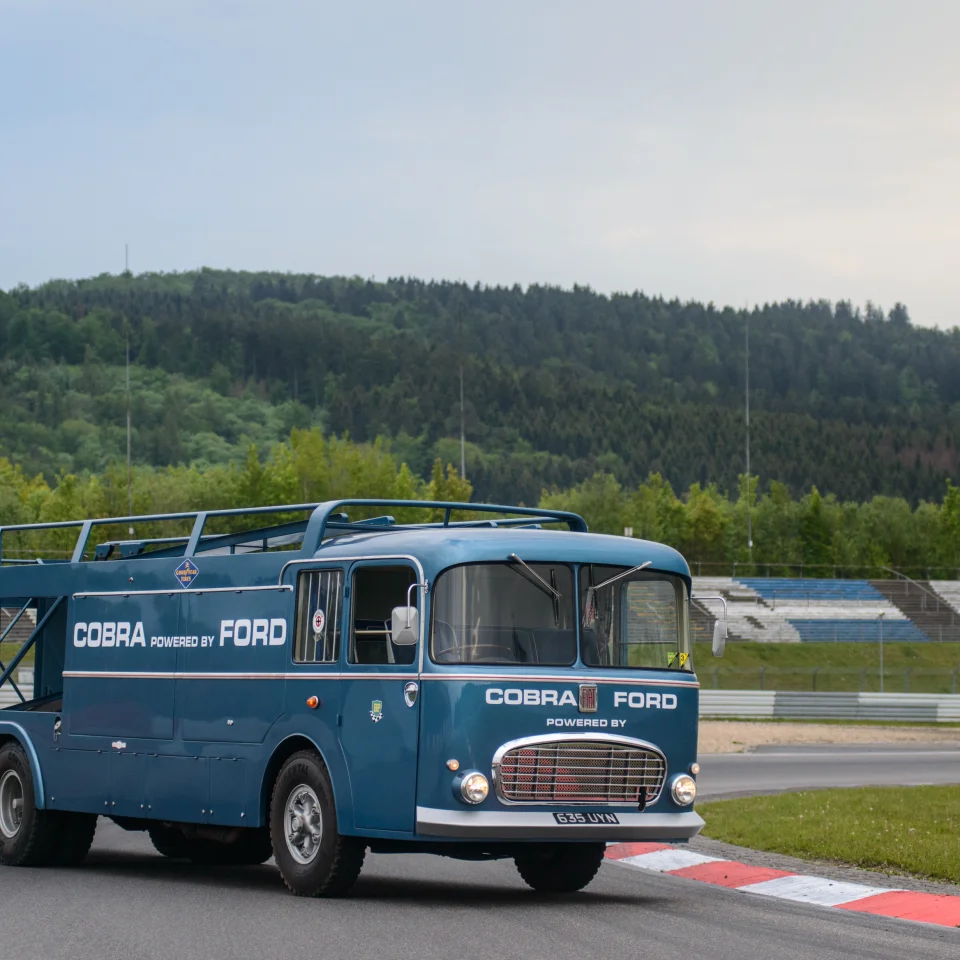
699 719 960 754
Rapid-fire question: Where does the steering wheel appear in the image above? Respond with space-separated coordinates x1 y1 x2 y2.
431 623 516 663
432 621 462 662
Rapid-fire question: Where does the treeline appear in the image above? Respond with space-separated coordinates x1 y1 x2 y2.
0 431 470 559
542 473 960 579
2 269 959 504
1 430 957 577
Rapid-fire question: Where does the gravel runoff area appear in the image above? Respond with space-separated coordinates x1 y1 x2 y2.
699 720 960 754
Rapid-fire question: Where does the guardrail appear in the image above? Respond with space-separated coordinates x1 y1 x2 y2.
700 690 960 723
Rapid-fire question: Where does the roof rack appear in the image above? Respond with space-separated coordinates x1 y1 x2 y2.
0 499 587 564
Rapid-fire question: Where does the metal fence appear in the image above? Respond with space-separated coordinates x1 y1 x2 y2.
704 666 960 694
700 690 960 723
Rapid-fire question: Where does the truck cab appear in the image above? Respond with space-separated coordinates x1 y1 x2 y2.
0 499 711 896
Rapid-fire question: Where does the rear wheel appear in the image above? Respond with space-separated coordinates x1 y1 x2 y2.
187 829 273 866
514 843 606 893
0 741 63 866
269 750 365 896
52 813 98 866
149 825 192 859
149 826 272 865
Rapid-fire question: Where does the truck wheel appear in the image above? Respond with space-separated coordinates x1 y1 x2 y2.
187 829 274 866
514 843 606 893
269 749 365 896
52 813 98 866
0 741 62 866
149 825 192 859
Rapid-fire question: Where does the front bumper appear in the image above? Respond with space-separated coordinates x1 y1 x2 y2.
416 807 704 841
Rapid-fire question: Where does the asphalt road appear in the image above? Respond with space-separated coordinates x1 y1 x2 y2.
0 745 957 960
698 743 960 799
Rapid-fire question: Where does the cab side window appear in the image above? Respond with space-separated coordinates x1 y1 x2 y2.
294 570 343 663
349 565 417 666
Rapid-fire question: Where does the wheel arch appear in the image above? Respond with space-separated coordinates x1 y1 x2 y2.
259 734 345 828
0 722 46 809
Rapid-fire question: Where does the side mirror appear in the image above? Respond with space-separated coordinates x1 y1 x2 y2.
391 606 419 646
712 619 727 658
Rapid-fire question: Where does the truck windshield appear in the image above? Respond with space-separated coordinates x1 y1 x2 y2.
431 563 576 664
580 565 691 671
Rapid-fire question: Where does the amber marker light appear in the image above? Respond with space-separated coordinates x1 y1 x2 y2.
306 696 319 709
446 759 460 771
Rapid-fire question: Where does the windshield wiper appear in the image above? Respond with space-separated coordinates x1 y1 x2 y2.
582 561 652 626
508 554 563 626
508 554 561 601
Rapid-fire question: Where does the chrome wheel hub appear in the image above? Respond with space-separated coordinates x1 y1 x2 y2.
0 770 24 839
284 784 322 864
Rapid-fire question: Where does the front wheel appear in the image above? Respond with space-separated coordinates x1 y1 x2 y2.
515 843 606 893
269 750 365 897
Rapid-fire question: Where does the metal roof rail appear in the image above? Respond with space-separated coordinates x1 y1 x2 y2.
0 499 587 564
300 499 587 555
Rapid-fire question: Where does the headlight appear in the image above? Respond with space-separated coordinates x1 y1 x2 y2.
460 772 489 804
670 774 697 806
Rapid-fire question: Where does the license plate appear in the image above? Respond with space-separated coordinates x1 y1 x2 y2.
552 812 620 825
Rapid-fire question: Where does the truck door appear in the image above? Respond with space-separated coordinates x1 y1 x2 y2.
338 562 421 834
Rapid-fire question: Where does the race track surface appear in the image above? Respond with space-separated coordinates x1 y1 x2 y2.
1 744 957 959
698 743 960 798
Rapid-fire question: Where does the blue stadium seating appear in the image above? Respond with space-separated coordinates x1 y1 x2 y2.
787 619 928 642
738 578 884 603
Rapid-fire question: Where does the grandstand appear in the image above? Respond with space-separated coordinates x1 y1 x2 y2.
0 606 36 647
691 578 960 644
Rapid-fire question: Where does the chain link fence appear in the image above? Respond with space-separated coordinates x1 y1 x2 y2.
703 665 960 694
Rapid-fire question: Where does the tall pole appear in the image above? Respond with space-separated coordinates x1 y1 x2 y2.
126 325 133 533
745 308 752 552
459 309 466 481
878 612 884 692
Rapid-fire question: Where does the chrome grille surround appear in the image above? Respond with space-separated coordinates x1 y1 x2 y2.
491 733 667 806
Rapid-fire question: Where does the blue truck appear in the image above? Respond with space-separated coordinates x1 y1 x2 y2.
0 499 725 895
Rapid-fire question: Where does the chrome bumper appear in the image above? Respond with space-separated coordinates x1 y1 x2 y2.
416 807 704 840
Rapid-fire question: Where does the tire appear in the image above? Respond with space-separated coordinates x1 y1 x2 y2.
151 825 273 865
514 843 606 893
149 825 192 859
187 829 274 866
269 749 365 897
0 741 63 867
52 813 98 866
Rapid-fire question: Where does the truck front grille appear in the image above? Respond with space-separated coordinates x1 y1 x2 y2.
494 737 666 805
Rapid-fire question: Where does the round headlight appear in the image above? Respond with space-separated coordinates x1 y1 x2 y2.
670 774 697 806
460 772 489 805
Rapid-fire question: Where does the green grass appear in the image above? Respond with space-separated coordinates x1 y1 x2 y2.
693 641 960 693
695 641 960 671
703 716 960 728
699 786 960 884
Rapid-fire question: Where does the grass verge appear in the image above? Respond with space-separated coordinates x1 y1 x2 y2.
702 717 960 728
699 785 960 884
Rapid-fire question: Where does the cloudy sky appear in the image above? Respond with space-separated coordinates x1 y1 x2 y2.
2 1 958 327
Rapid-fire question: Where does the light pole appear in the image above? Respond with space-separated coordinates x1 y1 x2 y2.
878 612 885 692
745 309 753 554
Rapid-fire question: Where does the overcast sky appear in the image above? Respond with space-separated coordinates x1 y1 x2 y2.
2 1 958 327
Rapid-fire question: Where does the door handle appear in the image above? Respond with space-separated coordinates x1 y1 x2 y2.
403 681 419 708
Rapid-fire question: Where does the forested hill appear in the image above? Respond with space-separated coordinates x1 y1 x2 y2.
2 269 959 505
